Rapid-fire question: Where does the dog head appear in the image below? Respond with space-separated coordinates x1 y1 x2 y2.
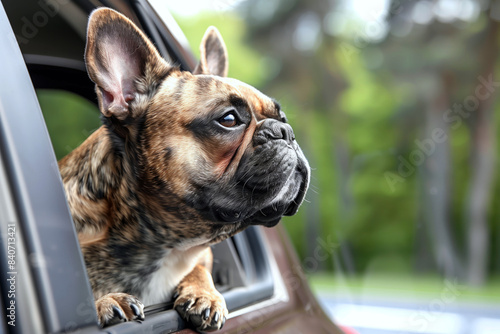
85 8 310 235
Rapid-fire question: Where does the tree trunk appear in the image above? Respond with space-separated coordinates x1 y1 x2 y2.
334 137 356 275
421 72 464 279
466 108 496 285
298 115 324 272
465 19 499 286
415 166 435 273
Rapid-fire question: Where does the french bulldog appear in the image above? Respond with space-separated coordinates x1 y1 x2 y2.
59 7 310 332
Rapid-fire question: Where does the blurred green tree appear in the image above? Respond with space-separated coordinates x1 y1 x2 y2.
211 0 500 286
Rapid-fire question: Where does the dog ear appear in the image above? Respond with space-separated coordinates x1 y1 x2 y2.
194 26 229 77
85 8 170 120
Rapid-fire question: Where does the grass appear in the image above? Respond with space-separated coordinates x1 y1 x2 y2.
308 273 500 305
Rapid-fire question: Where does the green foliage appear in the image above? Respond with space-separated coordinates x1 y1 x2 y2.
37 90 101 160
175 13 265 87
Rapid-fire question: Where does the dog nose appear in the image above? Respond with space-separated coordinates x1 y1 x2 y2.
260 119 295 144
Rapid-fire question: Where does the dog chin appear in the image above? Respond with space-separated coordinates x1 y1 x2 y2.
250 169 309 227
210 164 309 227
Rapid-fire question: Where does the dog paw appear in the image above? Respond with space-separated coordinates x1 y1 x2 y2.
174 286 227 332
95 293 145 327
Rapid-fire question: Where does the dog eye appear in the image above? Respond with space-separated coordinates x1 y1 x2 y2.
218 113 238 128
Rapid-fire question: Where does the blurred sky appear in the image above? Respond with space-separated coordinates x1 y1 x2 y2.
163 0 480 21
161 0 483 45
162 0 247 16
164 0 387 18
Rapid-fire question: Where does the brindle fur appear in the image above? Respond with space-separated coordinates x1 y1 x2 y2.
60 8 309 331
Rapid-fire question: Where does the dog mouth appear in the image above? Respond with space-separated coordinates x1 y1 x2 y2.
284 166 310 216
247 158 310 227
204 148 310 227
186 135 310 227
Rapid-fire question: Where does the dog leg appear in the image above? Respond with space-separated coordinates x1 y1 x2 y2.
174 264 228 331
95 292 145 327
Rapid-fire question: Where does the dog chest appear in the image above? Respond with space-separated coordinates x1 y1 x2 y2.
140 246 206 305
